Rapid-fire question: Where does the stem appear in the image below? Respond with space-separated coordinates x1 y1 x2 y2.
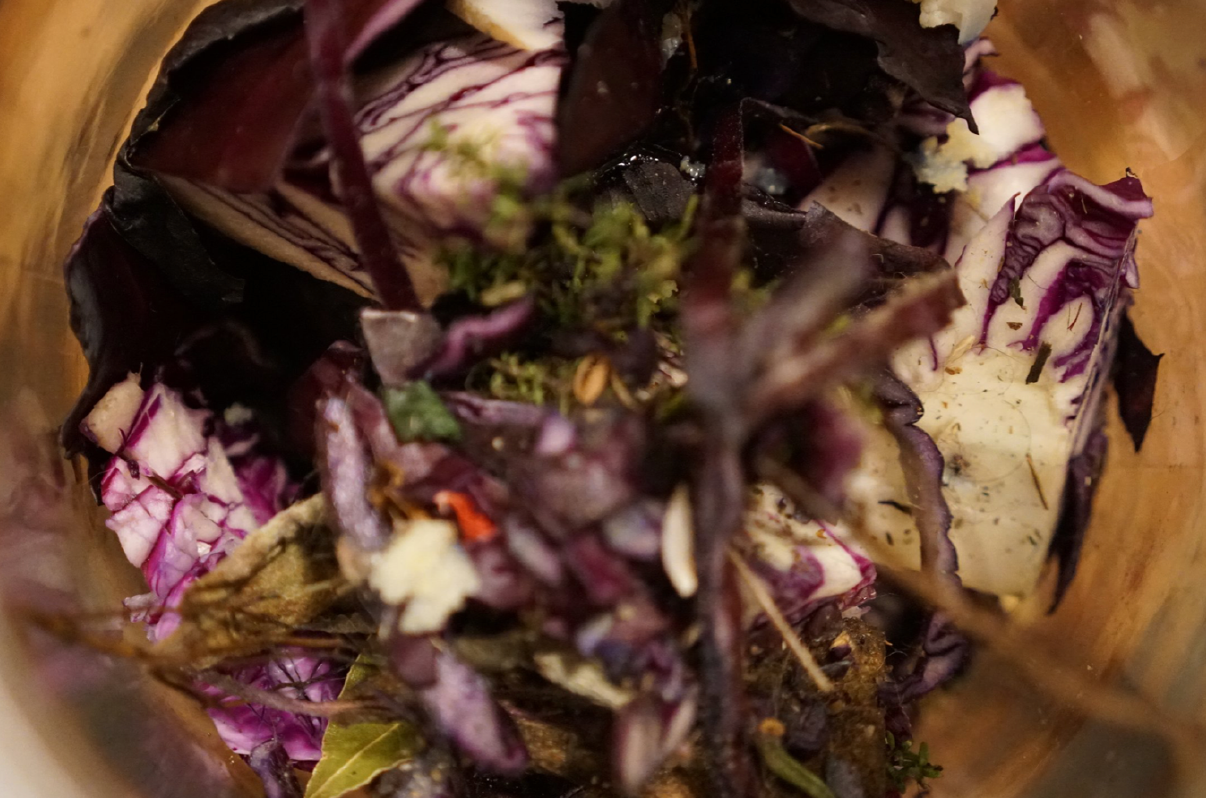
692 435 754 798
305 0 420 310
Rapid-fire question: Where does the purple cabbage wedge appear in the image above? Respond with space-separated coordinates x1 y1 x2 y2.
856 170 1154 597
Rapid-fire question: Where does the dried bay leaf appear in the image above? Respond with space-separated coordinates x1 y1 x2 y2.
305 657 422 798
159 495 351 660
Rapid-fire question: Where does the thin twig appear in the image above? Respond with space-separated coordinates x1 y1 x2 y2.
778 124 824 150
729 551 833 693
191 670 374 721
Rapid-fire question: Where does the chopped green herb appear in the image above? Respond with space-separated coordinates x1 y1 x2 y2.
885 732 943 792
444 192 697 335
382 382 462 442
1026 341 1053 384
430 135 704 408
475 353 579 410
1008 277 1025 308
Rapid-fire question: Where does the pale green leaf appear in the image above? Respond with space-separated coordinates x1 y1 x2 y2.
304 658 421 798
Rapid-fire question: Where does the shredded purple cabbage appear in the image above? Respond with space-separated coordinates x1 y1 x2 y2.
88 378 343 759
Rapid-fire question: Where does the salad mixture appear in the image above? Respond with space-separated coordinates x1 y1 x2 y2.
60 1 1162 797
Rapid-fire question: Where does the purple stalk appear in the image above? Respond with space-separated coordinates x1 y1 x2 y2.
681 104 756 798
691 439 753 798
304 0 420 310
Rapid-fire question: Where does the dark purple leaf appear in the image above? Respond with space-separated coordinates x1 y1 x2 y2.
158 321 283 411
692 0 887 124
769 201 949 283
623 159 697 226
601 501 663 562
500 514 565 587
443 394 550 430
109 165 245 309
388 634 440 688
891 614 969 703
575 599 679 693
509 414 644 533
563 534 635 607
419 299 537 379
557 0 668 176
468 540 533 612
248 740 304 798
346 0 432 60
1112 313 1162 451
316 392 393 551
60 205 195 462
873 371 958 582
305 0 423 310
533 414 578 456
420 651 528 774
130 0 313 190
783 0 974 130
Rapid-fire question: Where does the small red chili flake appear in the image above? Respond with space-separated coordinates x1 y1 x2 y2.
434 490 498 542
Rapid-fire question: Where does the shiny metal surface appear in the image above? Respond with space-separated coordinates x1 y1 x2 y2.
0 0 1203 795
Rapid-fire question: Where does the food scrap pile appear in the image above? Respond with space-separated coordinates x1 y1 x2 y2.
60 1 1161 797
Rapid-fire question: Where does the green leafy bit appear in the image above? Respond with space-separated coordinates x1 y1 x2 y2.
885 732 943 792
426 122 703 410
473 353 580 409
444 193 697 335
755 719 837 798
157 495 347 661
305 657 423 798
383 382 462 442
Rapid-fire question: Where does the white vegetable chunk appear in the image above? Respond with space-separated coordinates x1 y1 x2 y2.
910 0 997 44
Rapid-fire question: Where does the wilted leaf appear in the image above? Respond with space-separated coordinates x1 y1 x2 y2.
305 657 422 798
160 495 348 659
783 0 973 129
